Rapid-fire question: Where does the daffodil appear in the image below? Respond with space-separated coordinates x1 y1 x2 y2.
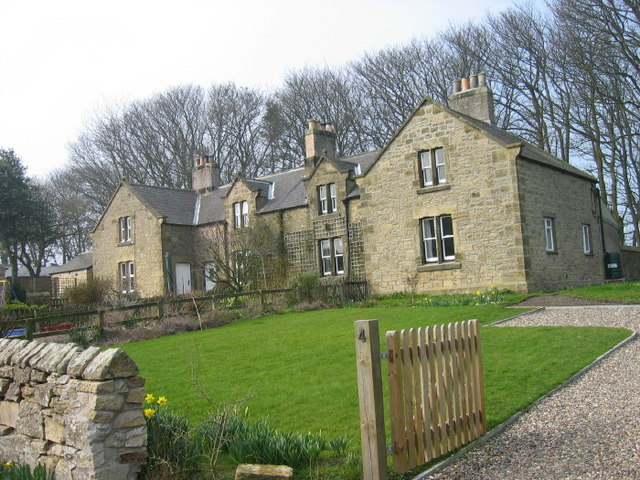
145 393 156 404
476 290 482 296
3 461 13 468
144 408 156 418
157 396 168 407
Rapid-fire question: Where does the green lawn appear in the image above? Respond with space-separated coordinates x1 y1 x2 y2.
558 280 640 302
119 305 630 447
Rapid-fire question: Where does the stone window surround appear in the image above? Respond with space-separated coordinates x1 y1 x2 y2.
544 216 557 253
118 216 132 244
319 237 345 277
119 261 135 294
233 201 249 229
582 224 594 255
419 147 447 188
420 214 456 264
317 183 337 215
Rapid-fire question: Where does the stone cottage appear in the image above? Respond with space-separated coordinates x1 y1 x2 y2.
91 74 620 298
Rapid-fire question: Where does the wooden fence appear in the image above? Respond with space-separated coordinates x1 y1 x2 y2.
1 282 370 340
355 319 486 480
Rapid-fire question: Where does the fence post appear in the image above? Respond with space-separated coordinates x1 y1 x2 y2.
25 318 34 341
355 319 388 480
157 301 164 320
98 310 105 329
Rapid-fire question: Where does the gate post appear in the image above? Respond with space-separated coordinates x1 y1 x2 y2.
355 319 388 480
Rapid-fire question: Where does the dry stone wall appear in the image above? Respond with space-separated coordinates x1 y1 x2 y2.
0 339 146 479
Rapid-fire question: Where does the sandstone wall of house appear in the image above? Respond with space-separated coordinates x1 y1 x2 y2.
0 339 146 480
621 246 640 280
360 103 528 295
516 159 604 291
162 224 198 292
92 185 164 298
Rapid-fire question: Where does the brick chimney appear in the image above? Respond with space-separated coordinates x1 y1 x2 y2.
192 155 221 194
449 73 495 124
304 120 337 168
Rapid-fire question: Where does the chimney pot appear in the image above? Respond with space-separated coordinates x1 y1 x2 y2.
478 72 486 87
453 79 462 94
461 77 470 91
470 74 478 89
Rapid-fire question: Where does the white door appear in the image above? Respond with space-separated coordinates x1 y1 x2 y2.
204 262 216 292
175 263 191 294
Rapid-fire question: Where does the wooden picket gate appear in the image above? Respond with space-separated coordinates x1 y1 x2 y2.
355 319 486 480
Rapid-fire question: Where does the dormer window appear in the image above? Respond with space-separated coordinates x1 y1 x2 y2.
420 148 446 187
234 201 249 228
318 183 337 214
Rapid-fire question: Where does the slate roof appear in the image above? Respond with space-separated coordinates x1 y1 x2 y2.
49 252 93 274
129 184 198 225
444 105 596 181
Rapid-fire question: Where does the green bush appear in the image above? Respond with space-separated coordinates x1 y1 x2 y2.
67 326 105 348
65 278 111 305
142 407 201 479
122 314 141 329
0 462 54 480
290 273 321 304
8 282 27 304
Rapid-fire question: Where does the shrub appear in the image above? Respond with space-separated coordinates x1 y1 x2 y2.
67 325 105 348
122 314 141 329
142 395 201 480
290 273 321 304
65 278 111 305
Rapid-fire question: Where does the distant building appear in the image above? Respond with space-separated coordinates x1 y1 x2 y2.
49 252 93 298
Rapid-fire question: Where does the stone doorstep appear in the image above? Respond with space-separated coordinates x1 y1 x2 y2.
235 464 294 480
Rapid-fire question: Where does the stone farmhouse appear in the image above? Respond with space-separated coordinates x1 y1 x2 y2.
92 74 622 299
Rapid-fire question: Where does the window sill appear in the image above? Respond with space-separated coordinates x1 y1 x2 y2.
545 250 558 255
118 241 134 247
417 261 461 272
416 184 451 195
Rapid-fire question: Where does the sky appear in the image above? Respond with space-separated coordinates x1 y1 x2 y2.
1 0 522 180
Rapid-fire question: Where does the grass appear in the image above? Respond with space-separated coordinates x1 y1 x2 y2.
558 280 640 302
119 305 630 448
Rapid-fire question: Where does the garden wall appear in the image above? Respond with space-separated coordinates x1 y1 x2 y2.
0 339 147 479
621 246 640 281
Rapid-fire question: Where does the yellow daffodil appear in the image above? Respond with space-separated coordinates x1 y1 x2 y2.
144 408 156 418
145 394 156 404
157 396 168 407
3 461 13 468
476 291 482 296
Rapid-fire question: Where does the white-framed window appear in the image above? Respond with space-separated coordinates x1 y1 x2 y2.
330 184 337 213
204 262 216 291
319 237 345 276
544 217 556 252
233 201 248 228
582 224 592 254
119 261 134 293
118 216 132 243
421 215 455 263
320 239 332 276
318 183 337 214
419 148 446 187
333 237 344 274
242 200 249 227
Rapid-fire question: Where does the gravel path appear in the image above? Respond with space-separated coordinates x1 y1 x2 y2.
424 306 640 480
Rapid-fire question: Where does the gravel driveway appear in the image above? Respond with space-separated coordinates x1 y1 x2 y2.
423 305 640 480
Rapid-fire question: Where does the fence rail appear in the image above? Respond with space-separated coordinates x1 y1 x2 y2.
386 319 486 472
1 282 369 340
